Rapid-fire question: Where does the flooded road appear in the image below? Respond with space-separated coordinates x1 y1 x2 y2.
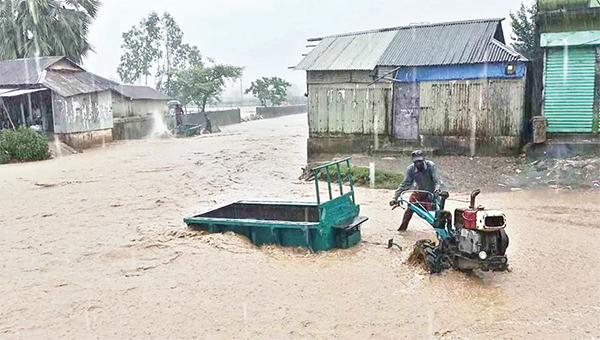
1 114 599 339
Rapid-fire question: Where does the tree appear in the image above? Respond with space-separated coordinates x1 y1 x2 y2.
155 12 184 95
245 77 292 106
171 63 243 112
156 43 203 96
510 3 539 60
117 12 162 85
510 2 543 118
118 11 204 92
0 0 101 62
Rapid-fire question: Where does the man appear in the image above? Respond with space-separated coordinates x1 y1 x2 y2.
175 104 184 126
390 150 441 232
204 113 212 133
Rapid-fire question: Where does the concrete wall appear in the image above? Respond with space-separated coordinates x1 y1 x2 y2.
59 128 113 149
181 109 241 127
52 90 113 134
256 105 307 119
112 116 155 140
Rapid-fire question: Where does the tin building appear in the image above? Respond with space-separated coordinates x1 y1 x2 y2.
0 56 118 148
538 0 600 134
295 18 529 158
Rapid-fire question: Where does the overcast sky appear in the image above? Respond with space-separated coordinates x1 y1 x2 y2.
84 0 535 100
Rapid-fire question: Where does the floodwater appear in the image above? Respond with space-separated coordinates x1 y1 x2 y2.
1 114 599 339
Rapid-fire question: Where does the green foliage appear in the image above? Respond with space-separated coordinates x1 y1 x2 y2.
117 11 163 85
510 2 543 117
170 63 243 112
317 166 403 190
539 0 590 10
0 127 49 164
245 77 292 106
510 3 539 59
118 11 243 107
118 11 206 92
0 0 101 62
0 148 8 164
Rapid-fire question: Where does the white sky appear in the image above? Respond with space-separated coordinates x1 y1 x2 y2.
84 0 536 99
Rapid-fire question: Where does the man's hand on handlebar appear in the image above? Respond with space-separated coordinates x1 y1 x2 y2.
433 189 441 194
389 199 399 206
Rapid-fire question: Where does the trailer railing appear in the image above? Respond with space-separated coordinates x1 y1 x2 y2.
312 157 355 206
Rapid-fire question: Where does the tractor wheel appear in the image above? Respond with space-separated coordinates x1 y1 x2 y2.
407 239 443 274
498 229 509 256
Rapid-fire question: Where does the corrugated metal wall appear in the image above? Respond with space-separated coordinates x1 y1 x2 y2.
307 84 391 136
52 90 113 134
543 47 596 132
307 70 525 154
419 78 525 138
307 70 392 136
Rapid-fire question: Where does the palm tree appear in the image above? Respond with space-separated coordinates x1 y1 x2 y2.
0 0 100 63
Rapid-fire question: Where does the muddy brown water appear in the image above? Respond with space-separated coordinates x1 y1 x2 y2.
1 114 599 339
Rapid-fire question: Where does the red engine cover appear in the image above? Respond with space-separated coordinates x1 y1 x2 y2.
463 209 478 229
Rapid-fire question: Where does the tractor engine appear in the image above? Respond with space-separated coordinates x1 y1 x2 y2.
453 190 509 271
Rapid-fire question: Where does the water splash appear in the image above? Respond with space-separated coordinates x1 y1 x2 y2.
149 111 172 139
53 135 62 158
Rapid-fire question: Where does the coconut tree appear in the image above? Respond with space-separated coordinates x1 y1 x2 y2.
0 0 101 63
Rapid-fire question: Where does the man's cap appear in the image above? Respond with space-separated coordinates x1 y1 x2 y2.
411 150 425 162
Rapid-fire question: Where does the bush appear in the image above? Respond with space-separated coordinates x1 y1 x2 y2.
317 165 403 190
0 148 8 164
0 127 49 163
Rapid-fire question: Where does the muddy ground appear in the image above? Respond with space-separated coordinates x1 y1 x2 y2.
1 114 600 339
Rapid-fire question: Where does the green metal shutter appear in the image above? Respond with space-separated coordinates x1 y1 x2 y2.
543 47 596 133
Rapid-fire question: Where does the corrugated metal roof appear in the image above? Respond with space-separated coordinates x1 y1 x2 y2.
0 56 64 85
378 19 501 66
113 85 171 100
295 31 397 71
43 70 118 97
484 39 528 63
0 88 48 98
296 18 527 71
0 56 118 97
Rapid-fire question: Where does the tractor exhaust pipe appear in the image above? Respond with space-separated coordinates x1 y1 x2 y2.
470 189 481 209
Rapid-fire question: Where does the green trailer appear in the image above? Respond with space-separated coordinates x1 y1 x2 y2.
183 158 367 251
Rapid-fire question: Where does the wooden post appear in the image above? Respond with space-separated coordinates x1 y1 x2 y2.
20 103 25 127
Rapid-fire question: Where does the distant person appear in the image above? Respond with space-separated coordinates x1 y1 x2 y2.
390 150 441 232
32 104 42 125
175 104 184 126
204 114 212 133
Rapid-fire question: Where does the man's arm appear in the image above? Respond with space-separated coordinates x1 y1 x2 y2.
393 166 415 200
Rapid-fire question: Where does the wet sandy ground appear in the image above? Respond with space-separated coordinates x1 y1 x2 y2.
1 114 600 339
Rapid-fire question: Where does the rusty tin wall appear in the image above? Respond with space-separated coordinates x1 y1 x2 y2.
307 70 392 137
419 78 526 139
52 90 113 134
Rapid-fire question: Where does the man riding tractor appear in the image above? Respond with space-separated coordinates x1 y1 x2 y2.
390 150 441 232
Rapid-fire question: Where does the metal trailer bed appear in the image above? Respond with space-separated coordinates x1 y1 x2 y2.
183 158 367 251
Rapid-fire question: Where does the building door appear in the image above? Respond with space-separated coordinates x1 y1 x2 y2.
393 82 420 141
543 47 596 133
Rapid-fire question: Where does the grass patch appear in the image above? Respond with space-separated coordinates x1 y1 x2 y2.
315 165 403 190
0 127 49 164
